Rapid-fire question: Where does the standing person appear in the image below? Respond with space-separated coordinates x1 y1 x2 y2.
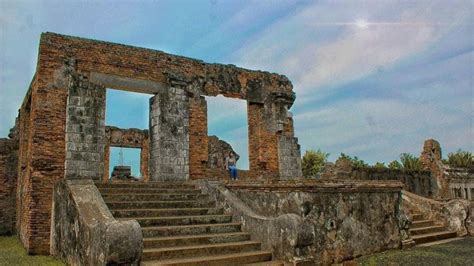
225 151 239 180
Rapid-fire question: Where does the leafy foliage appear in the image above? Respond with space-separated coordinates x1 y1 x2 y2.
388 160 402 170
399 153 422 170
447 149 473 168
302 149 330 178
373 162 386 169
338 153 369 168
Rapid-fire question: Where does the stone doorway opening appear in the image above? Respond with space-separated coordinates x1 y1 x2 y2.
103 88 152 181
206 95 250 170
105 89 150 129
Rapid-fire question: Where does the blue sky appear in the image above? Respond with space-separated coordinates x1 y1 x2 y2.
1 0 473 174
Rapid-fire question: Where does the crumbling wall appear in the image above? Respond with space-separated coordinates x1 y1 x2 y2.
0 130 18 235
207 135 239 169
420 139 449 198
446 167 474 200
103 126 149 181
321 161 436 197
200 180 403 264
50 179 142 265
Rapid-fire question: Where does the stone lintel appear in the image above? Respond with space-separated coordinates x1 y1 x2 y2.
90 72 167 94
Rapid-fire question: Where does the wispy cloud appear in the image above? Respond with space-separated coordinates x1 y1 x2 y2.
231 0 472 102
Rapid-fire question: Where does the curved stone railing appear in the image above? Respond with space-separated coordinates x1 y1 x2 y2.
51 179 142 265
196 180 315 264
402 190 472 236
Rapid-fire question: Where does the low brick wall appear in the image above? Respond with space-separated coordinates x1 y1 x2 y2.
199 179 403 265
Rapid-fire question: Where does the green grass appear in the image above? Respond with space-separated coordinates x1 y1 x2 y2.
356 237 474 266
0 236 64 266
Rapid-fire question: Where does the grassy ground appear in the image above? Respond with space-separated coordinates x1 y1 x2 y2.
356 237 474 266
0 236 64 266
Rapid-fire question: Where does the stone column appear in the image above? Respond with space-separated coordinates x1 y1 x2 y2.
149 88 190 181
65 75 106 180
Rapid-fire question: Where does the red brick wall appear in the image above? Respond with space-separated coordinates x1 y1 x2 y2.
140 138 150 182
0 138 17 235
103 144 110 182
248 103 279 178
16 92 33 251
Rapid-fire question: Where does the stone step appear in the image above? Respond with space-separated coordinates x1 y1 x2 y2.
411 219 435 229
412 230 458 244
98 188 202 194
105 200 214 209
412 213 424 221
119 215 233 227
142 241 262 260
144 232 251 248
142 223 242 238
140 250 273 266
96 182 195 189
111 208 224 218
103 193 209 202
409 225 447 236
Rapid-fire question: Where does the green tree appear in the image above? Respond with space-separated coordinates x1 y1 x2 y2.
337 153 369 168
447 149 473 168
373 162 386 169
388 160 402 170
302 149 330 178
399 153 422 170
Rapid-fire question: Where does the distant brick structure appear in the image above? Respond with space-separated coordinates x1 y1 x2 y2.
104 126 149 181
420 139 449 198
5 32 302 254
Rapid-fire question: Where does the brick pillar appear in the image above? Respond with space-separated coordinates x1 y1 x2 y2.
149 88 190 181
247 102 279 178
64 75 106 180
103 144 110 182
189 96 208 179
140 136 150 181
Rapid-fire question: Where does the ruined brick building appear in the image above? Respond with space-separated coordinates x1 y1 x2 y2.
0 33 472 265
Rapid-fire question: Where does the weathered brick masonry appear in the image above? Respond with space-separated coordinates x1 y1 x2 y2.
0 127 18 235
9 32 302 254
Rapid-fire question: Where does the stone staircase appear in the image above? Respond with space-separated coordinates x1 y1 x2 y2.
96 182 282 265
409 212 457 245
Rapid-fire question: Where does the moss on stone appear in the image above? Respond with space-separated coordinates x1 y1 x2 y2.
0 236 64 266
